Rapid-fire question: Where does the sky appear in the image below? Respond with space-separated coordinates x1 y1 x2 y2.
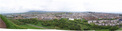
0 0 122 13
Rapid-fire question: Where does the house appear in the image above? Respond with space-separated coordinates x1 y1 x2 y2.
6 15 14 18
93 20 97 23
69 18 74 20
88 21 92 24
98 24 102 26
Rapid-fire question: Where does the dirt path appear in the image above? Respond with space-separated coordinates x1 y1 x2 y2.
0 18 6 28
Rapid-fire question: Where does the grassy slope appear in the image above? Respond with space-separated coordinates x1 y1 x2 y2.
9 19 41 29
0 15 42 29
0 15 26 29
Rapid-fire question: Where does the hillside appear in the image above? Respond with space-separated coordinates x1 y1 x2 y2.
0 15 26 29
0 17 6 28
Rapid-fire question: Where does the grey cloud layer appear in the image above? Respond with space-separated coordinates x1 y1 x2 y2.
0 0 122 13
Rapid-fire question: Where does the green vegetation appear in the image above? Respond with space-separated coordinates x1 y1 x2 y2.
98 18 116 20
13 18 119 30
0 14 120 30
9 18 41 29
0 15 26 29
19 25 40 29
119 14 122 16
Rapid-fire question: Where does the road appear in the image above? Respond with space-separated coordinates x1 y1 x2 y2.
0 18 6 28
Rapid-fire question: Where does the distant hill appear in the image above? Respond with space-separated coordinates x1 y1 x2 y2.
25 11 48 14
2 10 122 15
28 10 67 12
2 10 65 15
1 10 48 15
28 10 48 12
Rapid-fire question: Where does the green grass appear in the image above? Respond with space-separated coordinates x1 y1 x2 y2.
35 23 60 29
0 15 26 29
118 28 122 30
0 15 49 29
95 30 110 31
117 28 122 30
0 15 42 29
8 18 43 29
19 25 41 29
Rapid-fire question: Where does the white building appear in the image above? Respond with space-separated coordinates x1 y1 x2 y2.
69 18 74 20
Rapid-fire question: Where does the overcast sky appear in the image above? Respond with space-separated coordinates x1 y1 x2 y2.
0 0 122 13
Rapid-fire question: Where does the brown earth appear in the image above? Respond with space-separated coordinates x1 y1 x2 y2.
0 18 6 28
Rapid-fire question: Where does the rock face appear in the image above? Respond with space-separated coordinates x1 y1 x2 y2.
0 18 6 28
